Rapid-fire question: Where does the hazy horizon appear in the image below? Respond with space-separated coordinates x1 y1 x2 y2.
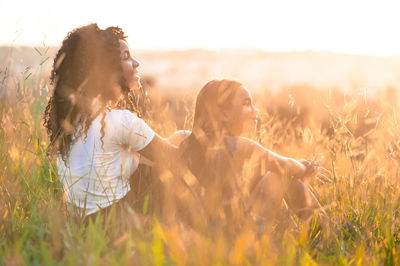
2 45 400 98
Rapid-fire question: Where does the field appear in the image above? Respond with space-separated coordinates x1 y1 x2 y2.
1 45 400 265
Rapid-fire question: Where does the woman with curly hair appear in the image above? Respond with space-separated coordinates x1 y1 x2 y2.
44 24 176 222
169 79 330 235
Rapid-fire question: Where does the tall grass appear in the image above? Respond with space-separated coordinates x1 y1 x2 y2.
1 47 400 265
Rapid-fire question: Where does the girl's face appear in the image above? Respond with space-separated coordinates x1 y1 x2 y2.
119 40 140 90
224 86 258 136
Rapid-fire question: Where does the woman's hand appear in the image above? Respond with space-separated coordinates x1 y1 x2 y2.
300 159 332 184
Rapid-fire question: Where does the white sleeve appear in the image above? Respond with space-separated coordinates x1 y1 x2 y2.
119 110 155 151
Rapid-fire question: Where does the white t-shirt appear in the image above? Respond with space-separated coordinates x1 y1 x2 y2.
57 109 155 216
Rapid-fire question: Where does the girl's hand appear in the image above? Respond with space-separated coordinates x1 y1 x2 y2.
300 159 332 184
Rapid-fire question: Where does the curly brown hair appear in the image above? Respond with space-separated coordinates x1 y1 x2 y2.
43 23 139 161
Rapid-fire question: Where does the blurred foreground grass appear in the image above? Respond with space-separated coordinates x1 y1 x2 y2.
1 47 400 265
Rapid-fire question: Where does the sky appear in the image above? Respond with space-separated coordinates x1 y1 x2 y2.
2 0 400 55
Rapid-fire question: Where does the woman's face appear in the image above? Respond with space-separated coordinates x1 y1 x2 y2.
119 40 140 90
224 86 258 136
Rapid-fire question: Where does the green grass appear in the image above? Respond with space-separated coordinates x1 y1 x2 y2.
1 51 400 265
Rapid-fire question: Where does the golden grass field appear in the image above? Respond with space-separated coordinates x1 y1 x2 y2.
1 45 400 265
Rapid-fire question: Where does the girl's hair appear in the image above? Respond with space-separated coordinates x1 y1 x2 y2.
181 79 244 205
192 79 243 144
43 23 138 161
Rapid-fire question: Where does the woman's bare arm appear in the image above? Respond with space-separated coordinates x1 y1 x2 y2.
138 134 181 170
160 131 325 182
138 130 191 166
166 131 308 179
226 136 307 180
167 130 191 146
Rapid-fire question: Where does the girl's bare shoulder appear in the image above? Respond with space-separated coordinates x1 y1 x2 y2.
225 136 266 158
167 131 267 157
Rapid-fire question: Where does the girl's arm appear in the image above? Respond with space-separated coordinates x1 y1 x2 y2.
262 149 307 180
229 136 308 180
